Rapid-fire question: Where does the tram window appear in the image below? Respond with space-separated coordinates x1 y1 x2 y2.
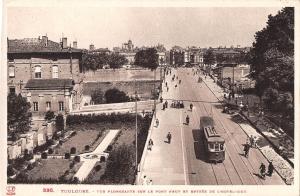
220 144 224 151
209 144 214 151
215 144 220 151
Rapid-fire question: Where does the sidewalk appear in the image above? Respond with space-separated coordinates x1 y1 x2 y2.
202 74 294 185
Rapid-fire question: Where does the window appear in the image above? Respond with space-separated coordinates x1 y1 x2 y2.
209 143 215 151
33 102 39 111
9 87 15 94
52 65 58 78
46 102 51 111
9 66 15 78
59 101 64 111
215 143 220 152
35 65 41 78
220 144 224 151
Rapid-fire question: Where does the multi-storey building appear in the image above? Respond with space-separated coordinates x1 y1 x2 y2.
7 35 84 117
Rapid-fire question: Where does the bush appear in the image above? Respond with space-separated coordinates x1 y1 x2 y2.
45 111 55 122
70 147 76 154
69 162 75 169
48 148 53 154
100 156 106 162
56 114 64 132
85 145 90 151
41 152 48 159
65 153 70 159
95 165 102 171
104 88 130 103
72 177 79 184
25 153 34 161
91 89 104 104
74 156 81 163
106 145 113 152
7 165 15 177
47 139 54 146
27 163 34 170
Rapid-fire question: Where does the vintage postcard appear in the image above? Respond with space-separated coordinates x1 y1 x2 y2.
1 0 299 195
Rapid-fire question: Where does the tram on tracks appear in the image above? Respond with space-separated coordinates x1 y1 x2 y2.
200 116 225 163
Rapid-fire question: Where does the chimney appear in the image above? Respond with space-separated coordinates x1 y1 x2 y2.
62 37 67 49
89 44 95 50
73 41 77 49
42 35 48 47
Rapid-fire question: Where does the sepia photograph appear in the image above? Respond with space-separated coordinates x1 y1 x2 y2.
1 0 299 195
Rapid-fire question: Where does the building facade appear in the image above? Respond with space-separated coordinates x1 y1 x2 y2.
7 35 84 117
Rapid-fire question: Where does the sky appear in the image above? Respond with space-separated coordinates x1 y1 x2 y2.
7 7 282 50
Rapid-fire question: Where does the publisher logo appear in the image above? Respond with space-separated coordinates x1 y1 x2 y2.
6 186 16 195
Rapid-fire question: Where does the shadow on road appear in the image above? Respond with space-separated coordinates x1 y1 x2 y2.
192 129 209 163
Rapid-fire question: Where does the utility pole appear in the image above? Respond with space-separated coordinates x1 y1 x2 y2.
135 79 138 174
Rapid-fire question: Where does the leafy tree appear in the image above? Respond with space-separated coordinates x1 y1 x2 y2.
82 52 108 72
104 88 130 104
7 93 32 137
134 48 159 70
102 144 135 184
91 89 104 104
107 53 128 69
203 48 215 66
56 114 64 132
44 111 55 122
250 7 294 119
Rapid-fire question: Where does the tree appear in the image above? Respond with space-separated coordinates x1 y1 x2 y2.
91 89 104 104
104 88 130 104
44 111 55 122
7 93 32 138
102 144 135 184
82 52 108 72
250 7 294 118
203 49 215 66
56 114 64 132
107 53 128 69
134 48 159 70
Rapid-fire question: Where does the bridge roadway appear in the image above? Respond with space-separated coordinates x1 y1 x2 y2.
138 68 285 185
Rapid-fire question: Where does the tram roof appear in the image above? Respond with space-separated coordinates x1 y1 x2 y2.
204 126 225 143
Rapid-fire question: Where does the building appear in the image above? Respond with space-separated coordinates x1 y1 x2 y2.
170 46 184 66
88 44 111 55
184 46 204 66
7 35 84 117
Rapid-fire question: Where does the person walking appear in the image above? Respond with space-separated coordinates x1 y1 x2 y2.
267 161 274 177
190 103 193 111
259 163 266 179
165 101 168 108
167 132 172 144
148 139 154 151
244 143 250 158
250 135 254 148
186 115 190 125
156 119 159 127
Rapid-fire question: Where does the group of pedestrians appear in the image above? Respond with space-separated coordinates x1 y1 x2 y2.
259 161 274 179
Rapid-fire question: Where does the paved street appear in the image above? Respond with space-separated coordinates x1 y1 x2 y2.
139 68 285 185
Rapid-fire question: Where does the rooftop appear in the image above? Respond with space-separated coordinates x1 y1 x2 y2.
8 36 82 53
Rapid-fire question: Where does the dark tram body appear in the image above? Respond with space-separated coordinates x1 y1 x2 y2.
200 116 225 163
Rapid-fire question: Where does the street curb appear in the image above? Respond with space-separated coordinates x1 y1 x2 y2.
239 112 294 168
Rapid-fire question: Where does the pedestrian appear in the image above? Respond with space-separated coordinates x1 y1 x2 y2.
165 101 168 108
244 143 250 158
160 97 163 103
162 104 165 110
250 135 254 148
156 119 159 127
167 132 172 144
259 163 266 179
267 161 274 176
148 139 154 151
175 84 177 88
253 136 258 148
190 103 193 111
235 97 238 105
165 82 168 87
167 87 169 92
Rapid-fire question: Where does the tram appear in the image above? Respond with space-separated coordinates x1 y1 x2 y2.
200 116 225 163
